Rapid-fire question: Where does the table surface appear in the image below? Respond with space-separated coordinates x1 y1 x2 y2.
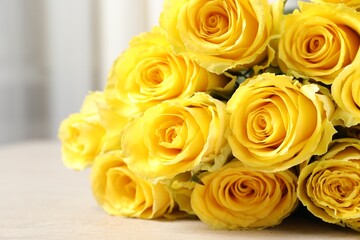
0 140 359 240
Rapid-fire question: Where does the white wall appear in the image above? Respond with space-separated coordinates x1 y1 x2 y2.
44 0 97 138
98 0 146 88
0 0 47 145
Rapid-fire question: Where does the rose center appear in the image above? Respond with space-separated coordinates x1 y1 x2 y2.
155 118 185 150
253 114 268 133
307 36 325 53
149 69 163 84
298 23 341 66
164 126 179 143
198 3 229 38
317 170 360 209
143 63 166 87
246 98 286 148
107 169 137 206
336 184 351 197
231 177 265 203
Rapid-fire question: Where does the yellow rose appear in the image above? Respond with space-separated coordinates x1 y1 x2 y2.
166 172 196 216
191 160 298 230
311 0 360 10
121 92 231 181
298 138 360 230
226 73 336 171
278 2 360 84
58 92 106 170
332 58 360 127
105 27 227 116
160 0 274 74
96 99 132 153
91 151 175 219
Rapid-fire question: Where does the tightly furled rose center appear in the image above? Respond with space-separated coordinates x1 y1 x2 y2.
193 1 232 47
313 167 360 212
199 3 229 38
140 60 168 88
246 96 288 148
145 107 208 164
299 23 341 65
152 114 189 156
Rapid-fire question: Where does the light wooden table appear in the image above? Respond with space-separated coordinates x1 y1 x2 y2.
0 140 358 240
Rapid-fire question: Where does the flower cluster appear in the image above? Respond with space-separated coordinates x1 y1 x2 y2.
58 0 360 231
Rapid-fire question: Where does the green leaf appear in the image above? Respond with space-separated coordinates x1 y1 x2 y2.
190 173 204 186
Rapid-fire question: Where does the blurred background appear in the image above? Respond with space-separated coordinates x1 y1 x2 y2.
0 0 299 145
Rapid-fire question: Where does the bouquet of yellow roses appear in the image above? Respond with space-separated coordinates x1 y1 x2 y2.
58 0 360 231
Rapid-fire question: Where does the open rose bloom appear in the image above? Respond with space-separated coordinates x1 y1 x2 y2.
58 0 360 233
298 138 360 231
191 160 298 229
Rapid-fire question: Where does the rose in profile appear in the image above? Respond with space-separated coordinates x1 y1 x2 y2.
160 0 274 74
311 0 360 10
58 92 106 170
105 27 227 117
332 58 360 127
91 151 175 219
121 92 231 181
298 138 360 230
166 172 196 215
277 2 360 84
226 73 336 172
191 160 298 229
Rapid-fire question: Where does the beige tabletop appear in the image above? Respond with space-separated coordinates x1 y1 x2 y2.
0 140 358 240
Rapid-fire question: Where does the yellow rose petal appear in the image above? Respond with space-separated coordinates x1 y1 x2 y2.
160 0 274 74
332 57 360 127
